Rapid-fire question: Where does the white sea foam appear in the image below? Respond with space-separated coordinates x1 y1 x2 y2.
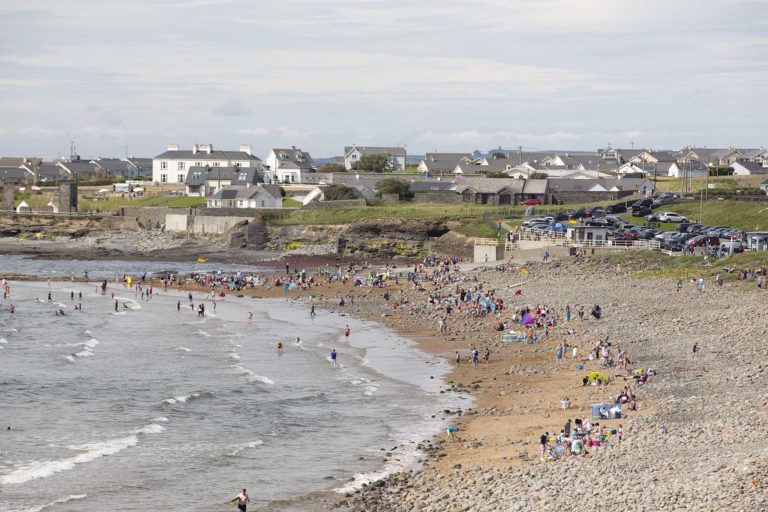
195 329 211 337
0 337 7 344
20 493 88 512
230 365 275 385
162 393 201 404
226 440 263 456
136 423 166 434
363 385 379 397
82 339 99 349
63 355 76 363
1 436 138 485
229 353 241 360
74 349 94 358
152 416 169 423
174 346 192 352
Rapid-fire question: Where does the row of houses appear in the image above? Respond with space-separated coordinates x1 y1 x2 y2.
0 156 152 184
3 143 767 188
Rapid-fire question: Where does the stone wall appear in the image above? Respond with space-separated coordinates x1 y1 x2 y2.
550 190 636 204
414 192 462 204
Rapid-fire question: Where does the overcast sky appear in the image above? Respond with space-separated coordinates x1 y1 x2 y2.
1 0 767 160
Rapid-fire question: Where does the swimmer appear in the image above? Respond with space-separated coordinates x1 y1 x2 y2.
247 311 253 321
277 342 283 355
115 300 118 312
47 292 52 302
295 336 301 345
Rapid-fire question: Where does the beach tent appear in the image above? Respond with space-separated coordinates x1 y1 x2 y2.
584 371 608 385
551 222 567 233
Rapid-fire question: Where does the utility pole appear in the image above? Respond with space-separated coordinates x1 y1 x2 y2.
518 145 522 166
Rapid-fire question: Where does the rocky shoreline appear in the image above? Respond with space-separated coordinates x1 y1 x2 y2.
306 260 768 511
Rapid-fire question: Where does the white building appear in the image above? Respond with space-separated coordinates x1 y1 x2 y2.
265 147 315 184
206 185 283 209
344 145 406 171
731 161 768 176
668 162 709 178
152 144 262 184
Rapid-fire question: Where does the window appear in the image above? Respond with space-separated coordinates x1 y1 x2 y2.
178 174 184 183
238 200 243 206
178 161 185 170
160 174 167 183
195 162 202 167
261 200 265 207
160 161 168 170
213 162 220 167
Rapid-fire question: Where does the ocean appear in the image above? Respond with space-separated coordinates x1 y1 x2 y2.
0 260 464 511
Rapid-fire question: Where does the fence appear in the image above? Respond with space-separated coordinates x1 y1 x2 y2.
505 235 660 251
0 210 113 220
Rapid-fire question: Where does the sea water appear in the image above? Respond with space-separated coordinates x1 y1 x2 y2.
0 272 464 511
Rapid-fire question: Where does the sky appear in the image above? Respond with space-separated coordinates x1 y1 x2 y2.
0 0 767 160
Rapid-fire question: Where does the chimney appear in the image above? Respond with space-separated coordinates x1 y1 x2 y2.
192 144 199 154
240 144 252 156
167 144 179 151
291 145 296 150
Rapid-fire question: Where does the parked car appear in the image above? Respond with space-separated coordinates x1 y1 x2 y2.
652 195 678 207
632 206 652 217
645 212 662 222
658 212 688 223
687 235 721 248
521 198 542 206
606 203 627 214
631 198 653 210
568 209 586 220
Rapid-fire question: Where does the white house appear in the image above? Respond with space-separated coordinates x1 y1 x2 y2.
668 162 709 178
417 153 472 174
206 185 283 209
152 144 262 184
731 161 768 176
344 145 406 171
265 147 315 184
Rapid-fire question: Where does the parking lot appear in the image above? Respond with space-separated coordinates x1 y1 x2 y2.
518 193 746 254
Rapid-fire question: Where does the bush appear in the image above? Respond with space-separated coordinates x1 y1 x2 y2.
318 163 346 173
322 184 358 201
375 178 412 200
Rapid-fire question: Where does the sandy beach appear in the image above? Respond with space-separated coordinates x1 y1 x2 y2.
4 254 768 511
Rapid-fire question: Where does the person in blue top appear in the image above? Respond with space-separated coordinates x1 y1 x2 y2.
330 349 338 367
555 343 564 366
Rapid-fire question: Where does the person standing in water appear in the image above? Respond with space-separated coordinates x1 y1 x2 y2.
330 349 338 367
231 489 250 512
310 305 316 318
344 324 350 341
177 300 181 311
114 299 118 312
277 342 283 355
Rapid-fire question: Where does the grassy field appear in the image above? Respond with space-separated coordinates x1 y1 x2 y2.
604 250 768 281
16 192 205 212
282 197 302 208
618 199 768 231
653 175 765 194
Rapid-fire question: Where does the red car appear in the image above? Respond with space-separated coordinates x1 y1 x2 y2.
521 198 542 206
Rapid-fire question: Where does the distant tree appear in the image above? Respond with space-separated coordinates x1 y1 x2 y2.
375 178 412 200
322 184 358 201
278 186 286 197
319 163 346 173
483 171 509 178
491 152 507 160
528 172 549 179
356 153 392 173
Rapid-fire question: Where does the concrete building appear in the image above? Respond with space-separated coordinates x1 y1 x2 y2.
207 185 282 209
152 144 262 184
265 147 315 184
344 145 406 171
185 166 267 197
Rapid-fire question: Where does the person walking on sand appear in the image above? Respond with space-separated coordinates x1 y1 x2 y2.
692 343 699 359
330 349 338 367
470 348 478 368
455 350 461 367
231 489 250 512
484 347 490 366
555 343 564 367
677 279 683 293
344 324 350 341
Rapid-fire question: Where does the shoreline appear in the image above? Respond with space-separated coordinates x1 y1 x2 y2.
4 254 768 511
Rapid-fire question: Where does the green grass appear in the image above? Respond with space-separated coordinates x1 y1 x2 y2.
282 197 302 208
602 250 768 280
653 175 766 194
78 195 206 211
453 219 500 238
263 203 524 225
617 199 768 231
